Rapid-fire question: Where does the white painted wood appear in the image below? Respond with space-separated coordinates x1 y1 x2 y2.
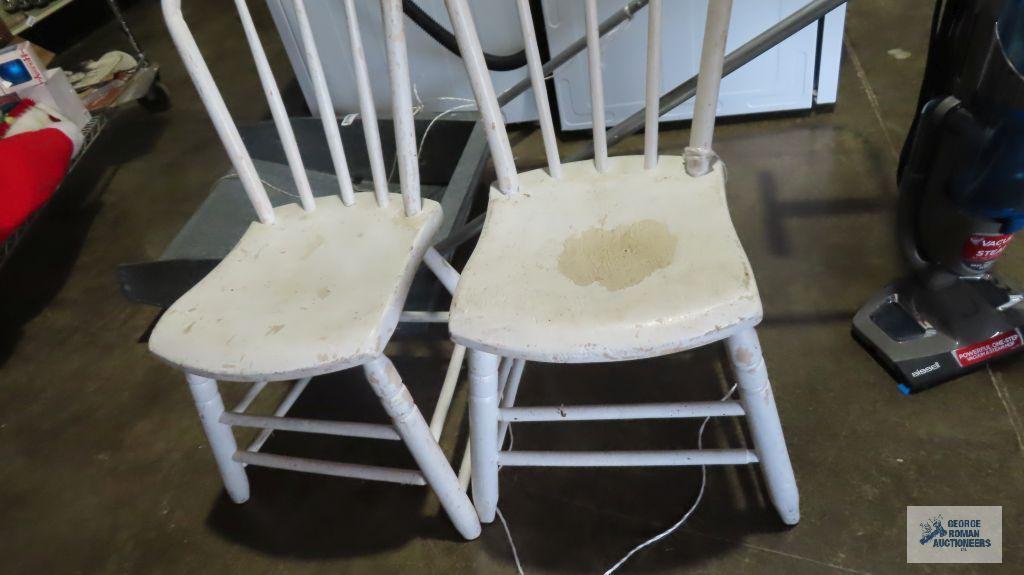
235 451 427 485
232 0 314 211
247 376 311 453
293 0 356 205
342 0 389 207
381 0 423 216
499 449 758 467
467 349 500 522
423 247 460 295
496 358 525 450
232 380 268 413
457 439 472 491
449 157 761 363
443 0 519 194
363 356 482 539
500 401 744 422
221 413 401 440
515 0 561 178
585 0 608 172
161 0 274 223
726 328 800 525
149 195 443 382
186 373 250 503
643 0 662 169
429 344 466 440
685 0 734 177
399 311 449 323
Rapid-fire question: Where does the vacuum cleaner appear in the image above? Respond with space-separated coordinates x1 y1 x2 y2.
853 0 1024 393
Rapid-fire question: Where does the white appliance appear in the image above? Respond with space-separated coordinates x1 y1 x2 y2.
540 0 846 129
265 0 845 127
263 0 537 121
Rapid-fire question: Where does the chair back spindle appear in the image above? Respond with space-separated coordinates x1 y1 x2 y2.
232 0 316 211
162 0 276 223
584 0 608 173
443 0 519 195
293 0 356 205
343 0 390 208
643 0 662 169
685 0 734 176
382 0 423 215
515 0 561 178
163 0 431 220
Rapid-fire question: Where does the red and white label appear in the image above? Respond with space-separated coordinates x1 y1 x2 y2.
953 330 1023 367
961 233 1013 263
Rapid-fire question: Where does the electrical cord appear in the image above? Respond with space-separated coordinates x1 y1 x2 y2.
495 383 740 575
402 0 528 71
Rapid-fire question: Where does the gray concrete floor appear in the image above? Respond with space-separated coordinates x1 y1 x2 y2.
1 0 1022 573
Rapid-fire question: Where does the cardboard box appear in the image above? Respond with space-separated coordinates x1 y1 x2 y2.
17 68 90 129
0 41 47 95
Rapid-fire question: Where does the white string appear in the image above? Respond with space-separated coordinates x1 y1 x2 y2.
492 383 739 575
602 383 739 575
497 507 526 575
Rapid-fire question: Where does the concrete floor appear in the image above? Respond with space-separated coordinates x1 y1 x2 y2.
1 0 1022 573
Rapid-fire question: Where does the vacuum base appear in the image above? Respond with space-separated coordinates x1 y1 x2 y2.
853 275 1024 393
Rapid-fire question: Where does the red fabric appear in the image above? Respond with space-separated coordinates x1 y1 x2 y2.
0 127 73 242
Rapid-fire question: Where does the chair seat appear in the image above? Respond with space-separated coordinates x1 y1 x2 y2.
149 194 442 381
449 156 762 363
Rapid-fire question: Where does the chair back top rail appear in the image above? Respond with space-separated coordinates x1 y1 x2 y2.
444 0 735 183
161 0 425 222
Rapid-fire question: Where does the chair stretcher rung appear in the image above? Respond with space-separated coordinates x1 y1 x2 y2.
499 401 744 422
221 412 400 440
498 449 758 467
234 451 426 485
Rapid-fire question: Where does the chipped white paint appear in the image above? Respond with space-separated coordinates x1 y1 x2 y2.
232 0 314 211
443 0 518 194
186 373 250 503
726 328 800 525
150 195 442 382
159 0 480 540
381 0 422 215
644 0 662 169
446 0 798 527
429 344 466 440
449 158 761 363
500 401 745 422
585 0 608 173
293 0 356 205
515 0 561 178
468 349 500 522
364 356 482 539
342 0 389 207
685 0 733 177
161 0 274 223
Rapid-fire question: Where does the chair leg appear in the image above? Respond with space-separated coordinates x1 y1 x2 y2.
725 328 800 525
363 356 482 540
185 373 250 504
467 349 500 523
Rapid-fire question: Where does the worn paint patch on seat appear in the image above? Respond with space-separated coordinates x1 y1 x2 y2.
557 219 677 290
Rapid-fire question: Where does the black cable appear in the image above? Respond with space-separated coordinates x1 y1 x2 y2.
402 0 527 71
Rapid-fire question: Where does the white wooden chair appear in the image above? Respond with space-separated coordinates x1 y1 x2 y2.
443 0 800 526
152 0 480 539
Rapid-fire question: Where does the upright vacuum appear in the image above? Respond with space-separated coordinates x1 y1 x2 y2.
853 0 1024 393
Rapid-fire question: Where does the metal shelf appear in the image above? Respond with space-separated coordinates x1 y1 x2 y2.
1 0 78 36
